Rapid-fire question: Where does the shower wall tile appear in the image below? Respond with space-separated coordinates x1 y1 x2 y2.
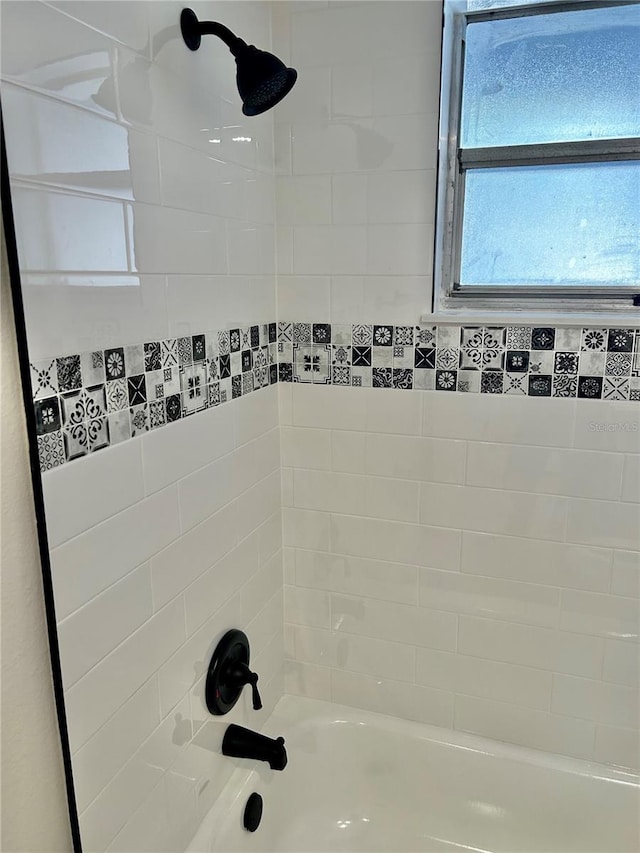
465 443 625 500
11 187 129 273
460 532 614 593
566 498 640 551
64 597 186 753
294 550 418 606
284 585 331 629
48 0 152 56
1 83 160 204
559 590 640 642
611 550 640 598
274 0 638 773
594 724 640 768
128 204 229 275
458 616 604 680
418 569 561 629
330 593 457 652
284 659 332 699
0 0 119 118
2 3 282 850
71 678 160 814
331 669 454 729
49 484 181 621
57 563 153 688
603 639 639 688
292 624 415 682
283 383 638 768
454 695 596 760
551 675 638 729
42 438 144 547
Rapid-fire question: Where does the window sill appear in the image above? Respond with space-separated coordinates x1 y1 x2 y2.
423 311 640 328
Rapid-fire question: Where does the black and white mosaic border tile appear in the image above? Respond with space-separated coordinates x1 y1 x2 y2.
278 322 640 402
31 321 639 473
32 324 278 473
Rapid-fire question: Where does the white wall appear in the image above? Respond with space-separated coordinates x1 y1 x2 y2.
275 0 640 769
1 225 72 852
1 2 283 850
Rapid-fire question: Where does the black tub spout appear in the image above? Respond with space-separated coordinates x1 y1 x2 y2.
222 724 287 770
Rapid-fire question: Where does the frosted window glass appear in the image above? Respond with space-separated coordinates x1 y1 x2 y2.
461 4 640 147
459 161 640 285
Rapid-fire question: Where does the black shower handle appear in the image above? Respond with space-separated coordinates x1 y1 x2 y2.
228 662 263 710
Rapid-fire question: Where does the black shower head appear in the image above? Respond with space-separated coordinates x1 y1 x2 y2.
180 8 297 116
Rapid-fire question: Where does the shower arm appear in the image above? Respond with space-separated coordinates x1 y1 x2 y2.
180 10 247 56
197 22 247 55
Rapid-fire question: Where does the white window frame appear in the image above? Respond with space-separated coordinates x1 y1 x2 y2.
433 0 640 315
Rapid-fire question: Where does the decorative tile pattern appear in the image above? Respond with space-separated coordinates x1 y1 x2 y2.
504 373 527 395
106 378 128 413
554 352 579 374
528 375 552 396
506 326 532 350
553 375 577 398
608 329 634 352
130 405 148 436
506 351 529 373
581 328 607 351
293 344 330 384
144 342 161 372
578 376 603 399
373 325 393 346
165 394 181 422
127 375 147 406
605 353 632 377
293 323 311 344
34 397 61 434
481 371 503 394
33 321 637 473
105 348 125 380
352 324 373 345
192 334 205 362
436 347 458 370
37 430 65 470
180 364 207 415
30 359 59 400
603 377 630 401
161 339 178 368
531 328 555 350
415 325 436 347
178 337 193 365
56 355 82 392
312 323 331 344
373 368 392 388
436 369 457 391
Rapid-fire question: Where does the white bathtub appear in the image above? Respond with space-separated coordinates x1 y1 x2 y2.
187 696 639 853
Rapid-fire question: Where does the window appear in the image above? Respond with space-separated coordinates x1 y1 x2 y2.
435 0 640 312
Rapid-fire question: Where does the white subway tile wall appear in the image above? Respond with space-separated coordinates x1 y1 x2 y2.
3 4 639 852
282 385 640 768
275 1 639 771
1 2 282 851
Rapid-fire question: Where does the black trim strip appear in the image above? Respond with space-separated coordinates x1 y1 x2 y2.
1 102 83 852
